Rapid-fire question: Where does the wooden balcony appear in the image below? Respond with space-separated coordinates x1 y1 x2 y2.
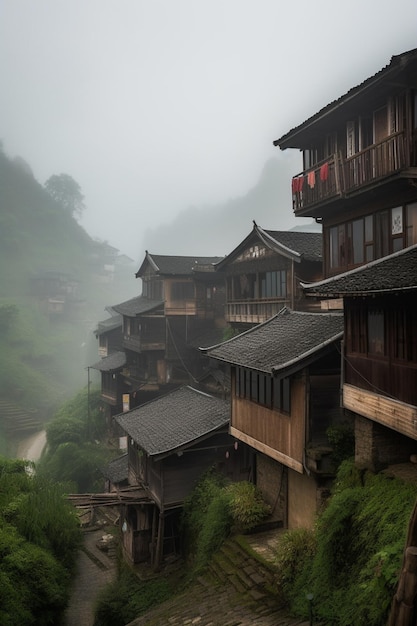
292 132 411 215
226 299 289 324
122 333 165 353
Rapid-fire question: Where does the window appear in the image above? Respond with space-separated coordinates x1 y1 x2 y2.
367 310 385 356
273 377 291 413
171 282 194 300
394 308 417 361
406 203 417 246
329 225 346 270
260 271 286 298
235 367 272 408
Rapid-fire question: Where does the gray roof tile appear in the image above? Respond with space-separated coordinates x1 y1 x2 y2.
111 295 164 317
115 386 229 457
303 244 417 297
102 454 128 484
275 48 417 149
90 350 126 372
215 223 322 270
136 253 223 277
204 308 343 373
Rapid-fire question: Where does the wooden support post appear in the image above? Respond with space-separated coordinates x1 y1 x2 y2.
154 512 164 571
388 546 417 626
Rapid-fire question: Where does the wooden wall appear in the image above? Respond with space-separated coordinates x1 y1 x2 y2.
231 375 306 473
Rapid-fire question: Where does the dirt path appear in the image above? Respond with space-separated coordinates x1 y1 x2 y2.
16 429 47 462
64 528 117 626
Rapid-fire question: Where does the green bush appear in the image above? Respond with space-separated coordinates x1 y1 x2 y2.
0 457 81 625
273 527 316 603
181 472 271 575
93 563 172 626
225 480 271 532
285 461 417 626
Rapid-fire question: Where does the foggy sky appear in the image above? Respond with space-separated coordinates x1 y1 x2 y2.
1 1 416 262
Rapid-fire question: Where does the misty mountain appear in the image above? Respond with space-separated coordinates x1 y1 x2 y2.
0 146 134 444
142 156 320 257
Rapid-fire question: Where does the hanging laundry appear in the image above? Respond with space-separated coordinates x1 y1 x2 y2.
320 162 329 181
292 176 305 193
307 170 315 188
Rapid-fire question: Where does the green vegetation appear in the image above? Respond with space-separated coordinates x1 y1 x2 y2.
181 470 271 575
273 460 417 626
0 456 81 625
0 145 133 456
93 562 172 626
37 386 118 493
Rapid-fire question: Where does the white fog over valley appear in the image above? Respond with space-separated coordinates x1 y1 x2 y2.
1 1 416 262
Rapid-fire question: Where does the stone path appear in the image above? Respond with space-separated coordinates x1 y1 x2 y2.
64 525 310 626
64 528 117 626
126 529 310 626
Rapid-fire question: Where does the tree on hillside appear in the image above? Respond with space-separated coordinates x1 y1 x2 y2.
44 173 85 218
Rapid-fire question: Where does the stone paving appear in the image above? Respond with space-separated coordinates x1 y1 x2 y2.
64 527 117 626
127 529 310 626
64 524 310 626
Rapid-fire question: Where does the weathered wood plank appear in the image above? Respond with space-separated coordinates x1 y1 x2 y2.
343 383 417 440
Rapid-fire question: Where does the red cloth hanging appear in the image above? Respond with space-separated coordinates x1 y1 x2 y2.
307 170 315 188
292 176 305 193
320 162 329 181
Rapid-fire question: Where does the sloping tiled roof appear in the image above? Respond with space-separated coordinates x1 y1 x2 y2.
111 295 164 317
90 350 126 372
275 48 417 149
102 454 128 484
215 223 322 270
203 308 343 373
95 314 122 336
263 229 322 261
115 386 229 457
302 244 417 297
136 252 223 277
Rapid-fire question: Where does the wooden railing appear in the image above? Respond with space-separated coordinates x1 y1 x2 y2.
292 132 409 213
226 299 288 324
122 333 165 352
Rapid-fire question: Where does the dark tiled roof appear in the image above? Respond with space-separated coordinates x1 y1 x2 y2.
215 223 322 270
302 244 417 297
136 252 223 277
115 386 229 457
263 229 322 261
204 308 343 373
275 48 417 149
95 314 122 336
102 454 128 484
90 351 126 372
111 295 164 317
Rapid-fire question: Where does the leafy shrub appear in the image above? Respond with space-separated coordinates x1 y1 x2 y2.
273 527 316 603
0 457 81 625
326 422 355 466
225 480 271 532
286 461 417 626
182 472 271 575
93 563 172 626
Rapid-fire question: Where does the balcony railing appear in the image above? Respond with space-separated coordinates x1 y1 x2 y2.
226 299 288 324
292 131 409 213
122 333 165 353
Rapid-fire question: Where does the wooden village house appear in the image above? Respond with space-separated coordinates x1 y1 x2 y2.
274 48 417 280
113 385 251 567
274 47 417 474
202 308 344 529
302 245 417 472
110 252 226 410
215 221 323 330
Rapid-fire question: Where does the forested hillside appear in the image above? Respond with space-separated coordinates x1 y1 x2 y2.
0 146 134 454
